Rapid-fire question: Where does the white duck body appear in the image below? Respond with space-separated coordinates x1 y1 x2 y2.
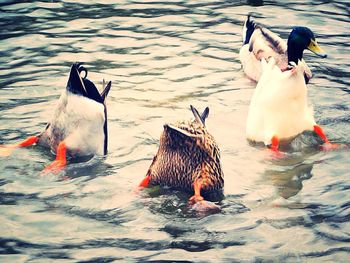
246 58 316 145
37 63 111 157
239 17 312 82
38 90 105 156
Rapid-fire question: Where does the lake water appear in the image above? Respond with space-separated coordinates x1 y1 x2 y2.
0 0 349 262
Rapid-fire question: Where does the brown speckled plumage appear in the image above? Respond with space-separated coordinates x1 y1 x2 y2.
146 106 224 195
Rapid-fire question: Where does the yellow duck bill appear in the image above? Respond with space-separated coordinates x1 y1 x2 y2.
308 39 327 58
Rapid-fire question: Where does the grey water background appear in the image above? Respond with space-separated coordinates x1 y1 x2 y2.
0 0 349 262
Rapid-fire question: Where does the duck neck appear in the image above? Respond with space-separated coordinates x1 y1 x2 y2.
287 40 304 65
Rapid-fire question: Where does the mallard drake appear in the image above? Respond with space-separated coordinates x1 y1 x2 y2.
139 105 224 211
246 57 337 152
239 15 327 83
0 63 112 173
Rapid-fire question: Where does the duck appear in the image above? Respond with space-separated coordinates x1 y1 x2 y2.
239 15 327 83
0 62 112 173
139 105 224 212
246 57 337 152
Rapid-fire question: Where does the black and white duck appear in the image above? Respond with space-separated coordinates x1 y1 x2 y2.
246 57 340 153
0 62 111 173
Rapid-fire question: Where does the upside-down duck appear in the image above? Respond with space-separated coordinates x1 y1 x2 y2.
0 63 112 173
139 105 224 211
246 57 339 152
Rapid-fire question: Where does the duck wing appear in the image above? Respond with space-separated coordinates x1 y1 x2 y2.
249 26 288 66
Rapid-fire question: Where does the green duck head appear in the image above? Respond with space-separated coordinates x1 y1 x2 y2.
287 26 327 65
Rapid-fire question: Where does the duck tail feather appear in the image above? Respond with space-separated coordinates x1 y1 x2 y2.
67 62 105 104
83 77 103 104
190 105 207 127
101 81 112 102
243 15 256 45
66 63 88 97
200 107 209 125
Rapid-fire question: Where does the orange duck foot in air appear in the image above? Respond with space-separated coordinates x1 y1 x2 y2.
313 125 346 151
0 136 39 157
42 141 67 174
189 179 220 213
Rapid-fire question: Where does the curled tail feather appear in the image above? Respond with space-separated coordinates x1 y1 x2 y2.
243 15 256 45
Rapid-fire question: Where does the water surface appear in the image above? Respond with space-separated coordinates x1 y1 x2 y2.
0 0 349 262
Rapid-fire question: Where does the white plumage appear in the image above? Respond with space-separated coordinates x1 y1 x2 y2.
36 62 111 165
39 90 106 156
246 58 316 145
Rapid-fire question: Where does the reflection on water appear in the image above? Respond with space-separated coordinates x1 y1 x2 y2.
0 0 350 262
265 161 313 199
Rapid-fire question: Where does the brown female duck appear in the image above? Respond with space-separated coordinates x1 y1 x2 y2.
139 105 224 210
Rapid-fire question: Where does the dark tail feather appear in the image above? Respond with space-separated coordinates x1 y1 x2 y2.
66 63 88 97
200 107 209 125
243 15 256 45
101 81 112 102
67 62 106 104
101 80 111 155
83 77 103 104
190 105 208 127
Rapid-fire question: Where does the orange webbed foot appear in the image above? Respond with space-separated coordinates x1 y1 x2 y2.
0 136 39 157
266 136 286 159
188 179 221 214
313 125 348 151
189 194 204 204
41 141 67 175
42 159 66 175
0 145 16 157
139 175 151 189
189 195 220 213
321 142 347 151
134 176 151 194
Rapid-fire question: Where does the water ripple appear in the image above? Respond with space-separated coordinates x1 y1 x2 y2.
0 0 349 262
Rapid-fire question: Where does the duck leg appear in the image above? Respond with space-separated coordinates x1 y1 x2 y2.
270 136 279 151
267 136 286 158
0 136 39 157
42 141 67 174
313 125 343 150
135 174 151 194
139 175 151 188
189 178 205 203
189 166 221 213
138 156 158 189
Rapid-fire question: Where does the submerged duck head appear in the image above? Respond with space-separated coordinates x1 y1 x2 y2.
287 27 327 64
